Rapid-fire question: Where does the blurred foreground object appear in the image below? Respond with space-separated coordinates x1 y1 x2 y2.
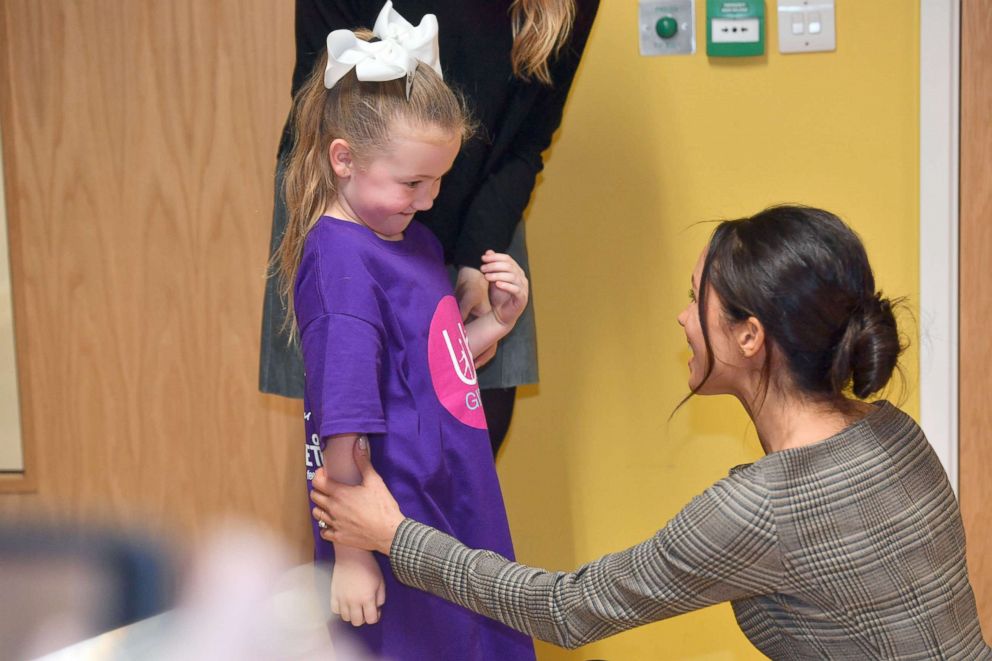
13 520 371 660
0 521 176 659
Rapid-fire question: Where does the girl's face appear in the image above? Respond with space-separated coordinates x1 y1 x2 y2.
329 125 460 240
677 248 747 395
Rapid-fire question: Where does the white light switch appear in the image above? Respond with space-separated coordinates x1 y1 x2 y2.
778 0 835 54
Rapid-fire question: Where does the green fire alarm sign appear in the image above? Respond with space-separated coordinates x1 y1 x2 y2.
706 0 765 57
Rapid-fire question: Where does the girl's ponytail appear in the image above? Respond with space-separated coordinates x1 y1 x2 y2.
274 51 338 340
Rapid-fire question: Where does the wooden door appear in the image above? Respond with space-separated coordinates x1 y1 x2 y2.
0 1 309 555
960 0 992 641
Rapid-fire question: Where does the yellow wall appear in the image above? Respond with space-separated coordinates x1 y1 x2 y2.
498 2 920 659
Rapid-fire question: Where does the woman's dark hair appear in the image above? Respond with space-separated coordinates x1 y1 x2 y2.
694 205 903 404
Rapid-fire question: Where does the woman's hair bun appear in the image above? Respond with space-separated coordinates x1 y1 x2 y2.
831 293 900 399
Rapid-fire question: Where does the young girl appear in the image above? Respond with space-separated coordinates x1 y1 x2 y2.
260 0 599 457
275 5 536 660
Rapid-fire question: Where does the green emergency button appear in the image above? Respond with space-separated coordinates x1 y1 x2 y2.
655 16 678 39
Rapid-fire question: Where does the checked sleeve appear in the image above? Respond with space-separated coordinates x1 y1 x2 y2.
390 469 784 649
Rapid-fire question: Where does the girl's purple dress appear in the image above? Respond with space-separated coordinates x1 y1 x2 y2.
297 216 535 660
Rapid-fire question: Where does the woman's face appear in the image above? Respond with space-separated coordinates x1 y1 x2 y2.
677 248 747 395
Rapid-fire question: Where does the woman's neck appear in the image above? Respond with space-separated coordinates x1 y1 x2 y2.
745 391 872 454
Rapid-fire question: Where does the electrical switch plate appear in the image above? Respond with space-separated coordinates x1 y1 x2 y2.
778 0 836 53
639 0 695 56
706 0 765 57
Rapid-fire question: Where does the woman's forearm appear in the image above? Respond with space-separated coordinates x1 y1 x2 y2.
389 520 580 647
387 481 780 650
388 520 676 649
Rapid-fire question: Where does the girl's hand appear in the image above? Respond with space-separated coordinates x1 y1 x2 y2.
329 546 386 626
480 250 529 329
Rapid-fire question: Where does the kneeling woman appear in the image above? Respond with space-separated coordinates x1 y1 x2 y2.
309 205 991 659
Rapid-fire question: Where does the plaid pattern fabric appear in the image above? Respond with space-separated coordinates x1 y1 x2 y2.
391 402 991 658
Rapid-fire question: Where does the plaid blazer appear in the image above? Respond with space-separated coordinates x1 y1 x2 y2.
391 402 991 659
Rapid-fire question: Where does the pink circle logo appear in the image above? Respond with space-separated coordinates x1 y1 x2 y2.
427 296 487 429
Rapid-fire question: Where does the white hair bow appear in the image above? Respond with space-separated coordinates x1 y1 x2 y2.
324 1 442 97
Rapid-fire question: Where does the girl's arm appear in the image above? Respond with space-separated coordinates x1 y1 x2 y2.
463 250 529 359
464 311 511 361
322 433 385 627
322 433 364 484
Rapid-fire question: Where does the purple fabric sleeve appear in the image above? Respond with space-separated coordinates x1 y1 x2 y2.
301 312 387 439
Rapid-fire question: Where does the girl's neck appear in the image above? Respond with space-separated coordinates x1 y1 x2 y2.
744 391 873 454
324 200 403 242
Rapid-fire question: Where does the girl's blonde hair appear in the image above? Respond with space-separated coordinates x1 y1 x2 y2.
510 0 577 85
275 45 472 337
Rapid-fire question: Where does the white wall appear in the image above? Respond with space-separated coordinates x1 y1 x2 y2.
0 125 24 472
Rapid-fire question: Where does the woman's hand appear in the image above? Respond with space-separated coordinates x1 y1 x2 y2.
454 265 499 366
454 266 491 322
311 437 405 556
330 546 385 626
480 250 529 329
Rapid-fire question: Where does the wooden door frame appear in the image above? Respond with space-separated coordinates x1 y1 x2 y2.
919 0 959 492
958 0 991 634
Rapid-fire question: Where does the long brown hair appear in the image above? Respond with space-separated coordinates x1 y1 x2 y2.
274 47 472 338
509 0 577 85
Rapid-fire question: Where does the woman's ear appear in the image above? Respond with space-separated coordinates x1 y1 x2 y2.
329 139 354 178
736 316 766 359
